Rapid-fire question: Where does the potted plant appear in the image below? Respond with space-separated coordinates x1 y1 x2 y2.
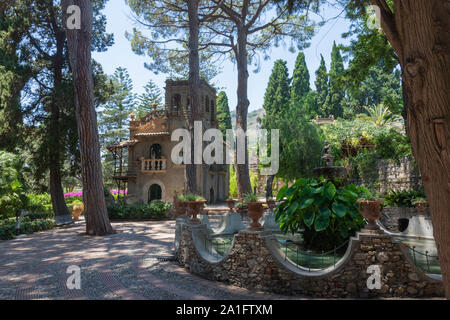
244 193 264 230
358 193 384 231
184 194 206 223
226 196 236 211
266 197 276 210
72 200 84 221
412 197 427 212
174 194 188 217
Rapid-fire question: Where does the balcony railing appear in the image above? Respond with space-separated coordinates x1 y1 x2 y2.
141 159 167 173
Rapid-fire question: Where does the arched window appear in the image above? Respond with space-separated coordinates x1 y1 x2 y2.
148 184 162 203
150 144 162 159
210 99 215 121
172 94 182 113
205 96 210 113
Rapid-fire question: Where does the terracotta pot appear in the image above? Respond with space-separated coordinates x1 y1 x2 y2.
174 201 188 217
227 200 236 211
186 201 206 223
415 202 427 213
72 203 84 221
358 200 383 230
246 202 264 230
266 200 276 210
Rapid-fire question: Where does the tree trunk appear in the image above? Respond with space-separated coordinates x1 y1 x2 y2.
50 31 71 224
371 0 450 298
235 28 252 199
63 0 114 236
266 175 275 198
186 0 200 195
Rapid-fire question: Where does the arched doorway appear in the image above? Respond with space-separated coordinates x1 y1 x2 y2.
148 184 162 203
209 187 215 204
150 144 162 159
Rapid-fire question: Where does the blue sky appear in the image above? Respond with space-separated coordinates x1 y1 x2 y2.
92 1 352 113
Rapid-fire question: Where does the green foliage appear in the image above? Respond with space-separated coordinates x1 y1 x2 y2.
216 91 232 137
360 104 400 127
384 189 426 208
243 193 259 203
314 54 328 117
184 194 205 201
274 178 367 251
229 165 238 198
263 59 291 117
0 151 29 219
107 202 172 220
136 80 163 118
290 52 310 110
323 42 345 118
26 193 52 213
0 219 56 241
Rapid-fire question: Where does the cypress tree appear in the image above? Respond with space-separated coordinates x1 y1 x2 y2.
216 91 232 137
324 41 345 118
262 59 291 117
290 52 310 112
314 54 329 118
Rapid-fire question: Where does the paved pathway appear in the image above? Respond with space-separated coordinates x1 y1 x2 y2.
0 220 301 300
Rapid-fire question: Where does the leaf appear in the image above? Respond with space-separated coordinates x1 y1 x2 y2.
303 210 315 227
324 182 336 200
332 203 347 218
276 185 288 201
315 208 331 231
286 202 299 217
299 198 314 210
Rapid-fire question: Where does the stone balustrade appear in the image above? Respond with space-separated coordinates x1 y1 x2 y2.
175 220 444 298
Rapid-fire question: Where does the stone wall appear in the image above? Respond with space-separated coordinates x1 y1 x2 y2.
176 222 444 298
380 207 430 232
350 156 422 194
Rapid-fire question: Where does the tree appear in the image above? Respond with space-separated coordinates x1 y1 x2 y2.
279 0 450 299
136 80 163 117
216 91 232 137
127 0 317 198
314 54 329 117
324 41 345 118
63 0 114 236
262 59 291 197
290 52 311 111
99 67 136 146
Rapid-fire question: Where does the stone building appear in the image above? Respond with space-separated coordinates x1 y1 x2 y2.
108 79 229 204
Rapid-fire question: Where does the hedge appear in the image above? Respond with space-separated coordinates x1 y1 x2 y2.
107 202 172 220
0 219 56 241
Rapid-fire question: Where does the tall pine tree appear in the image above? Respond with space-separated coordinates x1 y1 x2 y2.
314 54 329 118
324 41 345 118
290 52 310 112
136 80 162 118
216 91 232 137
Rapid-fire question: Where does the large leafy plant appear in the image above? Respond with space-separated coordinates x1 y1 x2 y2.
274 178 367 251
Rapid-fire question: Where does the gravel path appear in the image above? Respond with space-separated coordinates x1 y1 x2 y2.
0 219 298 300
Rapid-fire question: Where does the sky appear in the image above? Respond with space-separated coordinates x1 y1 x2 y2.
92 1 352 113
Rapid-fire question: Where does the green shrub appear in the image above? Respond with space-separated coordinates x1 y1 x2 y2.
384 189 426 208
0 219 56 241
107 202 173 220
27 194 53 213
275 178 367 252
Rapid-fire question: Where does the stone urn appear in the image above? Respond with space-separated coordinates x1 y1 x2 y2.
414 202 427 213
358 200 384 230
72 202 84 221
174 201 188 218
246 202 264 230
186 201 206 223
227 199 236 211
